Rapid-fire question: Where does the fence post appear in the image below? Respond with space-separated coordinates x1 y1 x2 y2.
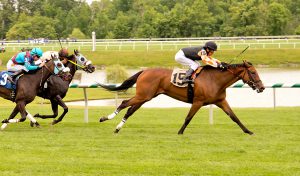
92 31 96 51
273 88 276 109
83 88 89 123
209 105 214 125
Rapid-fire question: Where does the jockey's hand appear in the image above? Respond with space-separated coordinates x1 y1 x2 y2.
199 49 207 56
39 61 46 68
218 62 228 70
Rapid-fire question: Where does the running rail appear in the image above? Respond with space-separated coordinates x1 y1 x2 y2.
68 83 300 123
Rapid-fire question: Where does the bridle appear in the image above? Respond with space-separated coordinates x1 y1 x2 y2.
226 64 262 89
67 58 86 70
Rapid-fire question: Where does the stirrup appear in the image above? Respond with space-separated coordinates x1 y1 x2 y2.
182 78 194 84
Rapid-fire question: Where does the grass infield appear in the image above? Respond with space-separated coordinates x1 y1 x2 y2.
0 106 299 175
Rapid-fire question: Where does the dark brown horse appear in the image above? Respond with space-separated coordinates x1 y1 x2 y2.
0 57 71 129
98 60 265 135
32 50 95 125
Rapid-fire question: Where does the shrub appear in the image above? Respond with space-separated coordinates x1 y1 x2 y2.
105 64 129 83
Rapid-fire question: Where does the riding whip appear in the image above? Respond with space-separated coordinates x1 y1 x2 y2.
229 45 249 64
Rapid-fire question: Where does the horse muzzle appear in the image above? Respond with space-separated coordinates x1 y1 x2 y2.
83 64 96 73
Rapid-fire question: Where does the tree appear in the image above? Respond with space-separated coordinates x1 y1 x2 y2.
266 2 291 35
6 13 57 39
68 28 86 39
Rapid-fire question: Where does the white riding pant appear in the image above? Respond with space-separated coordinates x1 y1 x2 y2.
175 50 201 71
7 60 27 72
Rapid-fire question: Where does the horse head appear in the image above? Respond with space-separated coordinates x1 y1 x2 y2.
48 54 72 81
72 49 95 73
240 60 265 93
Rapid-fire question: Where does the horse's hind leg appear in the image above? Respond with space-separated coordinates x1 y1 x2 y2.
216 100 253 135
52 95 68 125
1 106 19 130
2 102 27 124
178 101 203 135
34 99 59 119
99 99 131 122
114 103 144 133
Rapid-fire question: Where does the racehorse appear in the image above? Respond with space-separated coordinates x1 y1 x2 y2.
0 56 71 128
98 60 265 135
32 50 95 125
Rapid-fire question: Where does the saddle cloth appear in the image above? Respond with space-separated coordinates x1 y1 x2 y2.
0 71 17 90
170 67 203 87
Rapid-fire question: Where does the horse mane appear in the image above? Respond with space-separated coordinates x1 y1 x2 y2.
202 61 253 70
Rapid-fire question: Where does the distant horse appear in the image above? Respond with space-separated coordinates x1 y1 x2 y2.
32 50 95 125
1 57 71 128
98 60 265 135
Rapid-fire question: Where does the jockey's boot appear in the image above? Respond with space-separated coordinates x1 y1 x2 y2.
6 76 16 85
11 70 25 80
182 68 194 83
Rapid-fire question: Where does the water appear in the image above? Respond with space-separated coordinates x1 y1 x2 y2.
68 68 300 108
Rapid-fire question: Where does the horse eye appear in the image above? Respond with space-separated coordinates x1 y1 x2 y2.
57 63 62 67
80 57 85 62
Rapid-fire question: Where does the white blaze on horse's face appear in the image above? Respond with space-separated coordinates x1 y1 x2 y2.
53 59 67 74
74 51 95 73
75 53 89 66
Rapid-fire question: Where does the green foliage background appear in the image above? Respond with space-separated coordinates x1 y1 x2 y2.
0 0 300 39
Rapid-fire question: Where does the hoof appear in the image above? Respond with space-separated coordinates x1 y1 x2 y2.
35 122 41 128
114 129 120 133
99 117 108 122
51 120 58 125
248 131 254 135
30 121 34 127
2 119 9 123
33 113 40 118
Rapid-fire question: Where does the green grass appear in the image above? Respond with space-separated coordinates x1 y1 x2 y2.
1 48 300 70
0 106 299 175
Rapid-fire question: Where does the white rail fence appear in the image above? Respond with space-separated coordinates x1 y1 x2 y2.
2 36 300 51
69 83 300 123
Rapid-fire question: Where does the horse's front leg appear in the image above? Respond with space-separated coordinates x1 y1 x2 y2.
215 99 253 135
178 101 203 135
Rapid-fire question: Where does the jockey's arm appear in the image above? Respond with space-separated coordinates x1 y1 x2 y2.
198 50 221 67
24 58 39 71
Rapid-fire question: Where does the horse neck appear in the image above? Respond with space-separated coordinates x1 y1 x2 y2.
208 67 244 89
66 59 77 84
28 63 53 87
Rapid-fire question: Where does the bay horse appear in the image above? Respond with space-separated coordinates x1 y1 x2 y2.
98 60 265 135
0 56 71 128
32 50 95 125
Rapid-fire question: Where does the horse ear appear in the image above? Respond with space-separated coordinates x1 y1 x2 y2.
243 60 251 67
74 49 79 55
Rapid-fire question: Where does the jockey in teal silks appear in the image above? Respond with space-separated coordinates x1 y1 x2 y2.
7 48 45 81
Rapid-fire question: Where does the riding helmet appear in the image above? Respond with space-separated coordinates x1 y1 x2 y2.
30 48 43 57
204 41 218 51
58 48 69 58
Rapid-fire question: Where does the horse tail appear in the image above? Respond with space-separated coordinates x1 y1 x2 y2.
97 71 143 91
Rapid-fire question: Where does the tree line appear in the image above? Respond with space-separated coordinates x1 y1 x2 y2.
0 0 300 40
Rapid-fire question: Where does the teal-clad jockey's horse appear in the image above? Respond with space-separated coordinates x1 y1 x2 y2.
0 57 71 129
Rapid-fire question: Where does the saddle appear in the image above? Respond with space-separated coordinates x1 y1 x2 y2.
0 71 21 100
170 67 203 103
170 67 203 87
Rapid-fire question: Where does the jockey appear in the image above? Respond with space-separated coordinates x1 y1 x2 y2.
175 41 227 83
7 48 45 80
